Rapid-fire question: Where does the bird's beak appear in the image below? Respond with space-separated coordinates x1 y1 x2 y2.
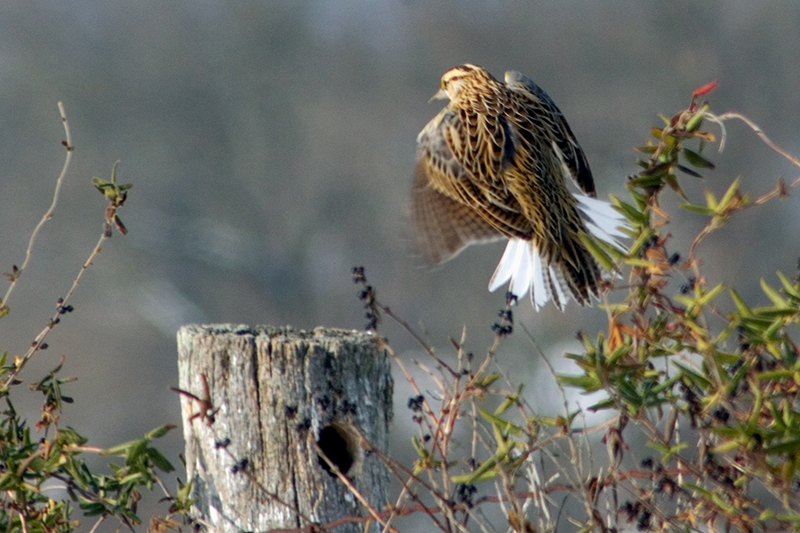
429 88 448 103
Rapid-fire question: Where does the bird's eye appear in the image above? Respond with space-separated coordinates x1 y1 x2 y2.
441 79 447 89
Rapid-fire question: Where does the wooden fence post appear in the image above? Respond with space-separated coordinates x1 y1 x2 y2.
176 325 393 533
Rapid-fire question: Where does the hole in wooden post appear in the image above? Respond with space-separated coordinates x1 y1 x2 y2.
317 423 357 477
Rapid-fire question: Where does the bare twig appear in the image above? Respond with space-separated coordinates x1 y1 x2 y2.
1 102 73 313
87 516 106 533
1 230 110 390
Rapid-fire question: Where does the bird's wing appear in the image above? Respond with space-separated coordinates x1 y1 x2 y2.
411 165 504 264
504 71 596 197
412 110 528 264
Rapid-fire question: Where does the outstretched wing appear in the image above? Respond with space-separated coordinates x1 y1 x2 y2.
504 71 595 197
411 167 504 264
412 109 528 264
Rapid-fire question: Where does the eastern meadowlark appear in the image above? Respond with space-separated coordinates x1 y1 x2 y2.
412 64 627 310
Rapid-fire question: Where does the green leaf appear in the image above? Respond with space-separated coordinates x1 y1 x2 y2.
612 198 649 226
78 497 110 517
580 233 616 272
724 360 750 397
479 408 524 437
645 441 670 456
587 398 616 412
758 510 776 522
710 491 735 513
776 271 800 299
475 372 501 388
627 227 655 257
175 479 194 507
411 435 427 453
740 314 775 331
775 512 800 524
676 164 703 178
685 104 708 132
697 283 725 306
673 362 712 389
729 289 751 316
616 379 643 408
761 278 788 307
146 447 175 473
628 173 665 189
101 440 136 457
0 471 18 490
682 147 715 169
621 190 648 211
634 145 657 154
717 176 743 211
493 386 522 416
757 369 795 380
451 468 497 485
756 308 800 320
58 427 89 447
145 424 175 440
681 202 715 216
557 374 602 391
452 448 507 485
126 439 148 463
763 317 786 341
119 472 146 486
606 343 631 366
682 482 713 501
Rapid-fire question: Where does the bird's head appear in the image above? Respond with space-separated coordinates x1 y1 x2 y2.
430 64 489 103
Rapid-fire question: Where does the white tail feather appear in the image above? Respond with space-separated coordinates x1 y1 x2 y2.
489 239 523 292
576 194 628 249
489 238 557 310
488 193 629 310
585 221 620 247
576 194 623 221
510 246 532 298
489 239 533 300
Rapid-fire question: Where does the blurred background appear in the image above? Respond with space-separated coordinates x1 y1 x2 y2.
1 1 799 528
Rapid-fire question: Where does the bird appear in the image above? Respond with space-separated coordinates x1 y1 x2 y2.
411 64 627 310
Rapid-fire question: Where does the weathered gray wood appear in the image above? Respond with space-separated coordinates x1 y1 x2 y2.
177 324 393 533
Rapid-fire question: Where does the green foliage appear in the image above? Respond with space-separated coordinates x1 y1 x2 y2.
0 369 177 530
92 161 132 235
549 87 800 530
374 83 800 532
0 124 191 533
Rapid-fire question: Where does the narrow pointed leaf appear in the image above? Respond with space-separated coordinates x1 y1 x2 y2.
682 148 715 169
761 278 788 307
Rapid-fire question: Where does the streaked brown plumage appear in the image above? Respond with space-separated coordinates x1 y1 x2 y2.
412 64 626 310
